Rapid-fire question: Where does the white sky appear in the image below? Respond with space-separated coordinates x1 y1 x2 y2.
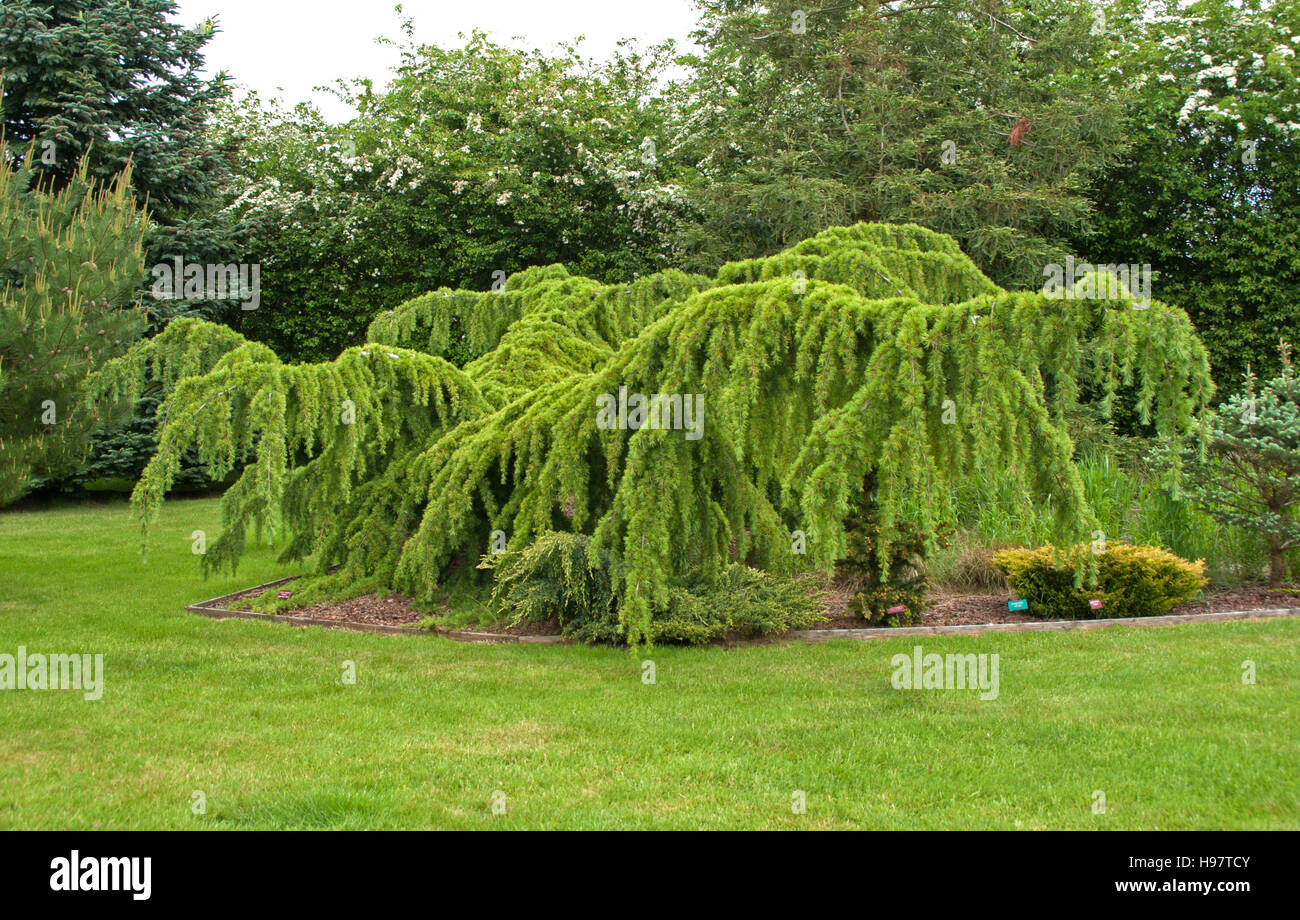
175 0 703 121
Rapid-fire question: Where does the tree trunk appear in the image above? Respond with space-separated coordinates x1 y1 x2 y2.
1269 533 1284 588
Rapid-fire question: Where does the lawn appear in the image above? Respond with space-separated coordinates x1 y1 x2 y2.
0 496 1296 830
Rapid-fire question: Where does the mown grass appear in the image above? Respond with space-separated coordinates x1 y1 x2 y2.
0 496 1296 829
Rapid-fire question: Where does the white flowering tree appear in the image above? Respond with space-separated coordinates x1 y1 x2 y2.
213 29 692 362
1083 0 1300 387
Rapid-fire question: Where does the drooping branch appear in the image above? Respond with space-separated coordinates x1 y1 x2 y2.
92 222 1214 644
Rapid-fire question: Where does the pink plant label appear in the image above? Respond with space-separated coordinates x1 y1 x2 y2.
277 590 293 599
887 605 906 615
1088 599 1102 610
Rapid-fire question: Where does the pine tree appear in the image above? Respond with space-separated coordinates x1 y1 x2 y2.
671 0 1127 288
0 150 149 504
90 222 1214 645
0 0 231 225
2 2 241 494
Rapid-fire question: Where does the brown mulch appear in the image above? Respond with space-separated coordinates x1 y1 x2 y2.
223 580 561 634
213 578 1300 636
226 582 424 628
803 584 1300 629
801 592 1035 629
1164 586 1300 614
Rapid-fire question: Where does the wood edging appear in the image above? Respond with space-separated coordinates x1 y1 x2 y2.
788 607 1300 641
187 579 1300 645
185 578 571 643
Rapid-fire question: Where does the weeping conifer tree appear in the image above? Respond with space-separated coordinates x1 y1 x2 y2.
86 223 1214 645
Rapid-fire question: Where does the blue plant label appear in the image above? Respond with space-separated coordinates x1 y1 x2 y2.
1008 599 1028 611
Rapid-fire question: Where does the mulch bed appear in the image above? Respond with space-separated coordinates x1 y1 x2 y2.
225 584 425 628
805 585 1300 629
801 594 1036 630
1162 586 1300 613
218 578 1300 638
223 582 560 635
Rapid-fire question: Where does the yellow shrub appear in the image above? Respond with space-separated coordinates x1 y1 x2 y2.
993 543 1206 619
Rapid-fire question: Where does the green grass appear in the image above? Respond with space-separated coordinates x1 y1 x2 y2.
1 496 1297 829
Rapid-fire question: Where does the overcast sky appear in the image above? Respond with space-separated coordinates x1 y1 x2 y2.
175 0 703 120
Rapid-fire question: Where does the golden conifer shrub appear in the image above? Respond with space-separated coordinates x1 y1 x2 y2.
994 543 1207 619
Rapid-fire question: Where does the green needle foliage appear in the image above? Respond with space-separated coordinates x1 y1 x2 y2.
674 0 1127 288
90 222 1214 645
1166 342 1300 587
481 531 824 644
0 150 148 504
841 470 951 626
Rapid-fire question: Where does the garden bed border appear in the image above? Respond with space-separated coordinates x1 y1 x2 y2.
187 578 1300 644
185 576 570 643
788 607 1300 640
